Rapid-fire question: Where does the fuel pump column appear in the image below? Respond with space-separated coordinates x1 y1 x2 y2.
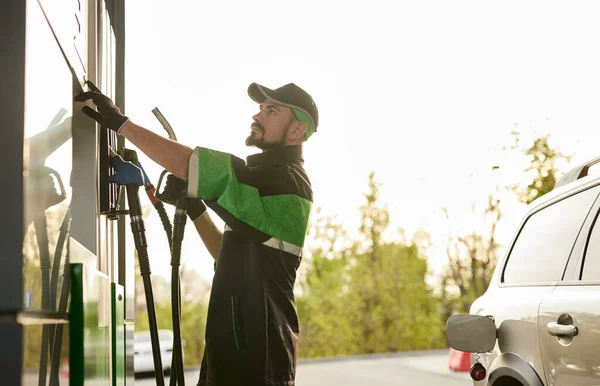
109 154 166 386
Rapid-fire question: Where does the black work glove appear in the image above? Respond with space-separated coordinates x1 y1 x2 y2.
162 174 207 221
74 81 129 133
187 199 208 222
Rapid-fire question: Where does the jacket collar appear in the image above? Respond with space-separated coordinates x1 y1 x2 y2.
247 145 304 167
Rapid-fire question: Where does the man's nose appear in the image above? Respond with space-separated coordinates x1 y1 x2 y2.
252 112 261 122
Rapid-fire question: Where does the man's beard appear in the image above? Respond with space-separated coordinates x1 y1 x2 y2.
245 122 290 151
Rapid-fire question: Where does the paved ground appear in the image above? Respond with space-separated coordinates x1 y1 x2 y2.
132 349 472 386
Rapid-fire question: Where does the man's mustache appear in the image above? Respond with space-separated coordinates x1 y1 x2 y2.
251 121 264 132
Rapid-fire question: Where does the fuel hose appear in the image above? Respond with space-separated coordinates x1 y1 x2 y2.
126 182 165 386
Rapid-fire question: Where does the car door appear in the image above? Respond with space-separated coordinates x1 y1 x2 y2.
472 184 600 384
538 186 600 386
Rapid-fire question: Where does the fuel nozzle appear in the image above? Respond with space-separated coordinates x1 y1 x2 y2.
110 152 147 253
156 172 186 205
120 148 174 245
121 148 152 188
109 153 145 187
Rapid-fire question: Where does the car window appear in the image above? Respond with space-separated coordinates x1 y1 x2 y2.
581 211 600 281
503 186 600 284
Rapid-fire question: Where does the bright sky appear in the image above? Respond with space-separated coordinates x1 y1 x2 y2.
121 0 600 285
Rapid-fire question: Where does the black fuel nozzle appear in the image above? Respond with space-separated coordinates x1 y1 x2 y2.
156 171 187 206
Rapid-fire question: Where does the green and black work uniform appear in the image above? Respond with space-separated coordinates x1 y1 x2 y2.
190 82 318 386
73 79 318 385
188 144 312 386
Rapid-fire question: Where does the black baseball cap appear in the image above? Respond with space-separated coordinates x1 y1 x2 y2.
248 82 319 139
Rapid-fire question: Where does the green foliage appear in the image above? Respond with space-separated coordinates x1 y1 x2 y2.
359 172 390 256
297 172 445 358
347 242 443 354
134 263 208 366
509 133 571 204
179 300 208 366
439 191 502 317
297 213 356 357
135 298 208 367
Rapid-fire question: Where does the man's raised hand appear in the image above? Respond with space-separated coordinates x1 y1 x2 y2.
74 80 129 132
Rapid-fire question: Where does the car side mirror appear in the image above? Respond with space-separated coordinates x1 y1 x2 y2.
446 315 497 353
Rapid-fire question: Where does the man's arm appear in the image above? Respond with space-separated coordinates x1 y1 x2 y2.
119 121 193 180
191 211 223 261
74 84 192 179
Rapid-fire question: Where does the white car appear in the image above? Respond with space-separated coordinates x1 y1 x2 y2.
134 329 177 374
447 156 600 386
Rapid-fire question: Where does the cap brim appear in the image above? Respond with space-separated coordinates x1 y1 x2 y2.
248 83 274 104
247 82 317 133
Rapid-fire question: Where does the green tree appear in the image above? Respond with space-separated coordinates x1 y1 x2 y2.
298 173 444 358
509 133 571 204
347 173 443 353
439 192 502 317
134 258 209 366
348 241 443 353
297 211 356 358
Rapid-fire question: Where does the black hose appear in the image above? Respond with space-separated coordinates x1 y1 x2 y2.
126 184 165 386
34 214 51 386
155 201 173 245
153 196 182 382
49 208 71 386
47 206 71 384
148 183 185 384
146 188 181 385
49 261 70 386
170 188 187 385
142 180 173 245
50 207 71 308
169 274 182 386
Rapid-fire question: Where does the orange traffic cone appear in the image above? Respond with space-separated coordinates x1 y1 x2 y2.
448 347 471 372
59 358 69 379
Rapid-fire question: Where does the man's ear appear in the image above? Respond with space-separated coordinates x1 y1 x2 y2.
290 121 307 141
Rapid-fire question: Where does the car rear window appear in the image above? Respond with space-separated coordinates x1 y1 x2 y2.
503 186 600 284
